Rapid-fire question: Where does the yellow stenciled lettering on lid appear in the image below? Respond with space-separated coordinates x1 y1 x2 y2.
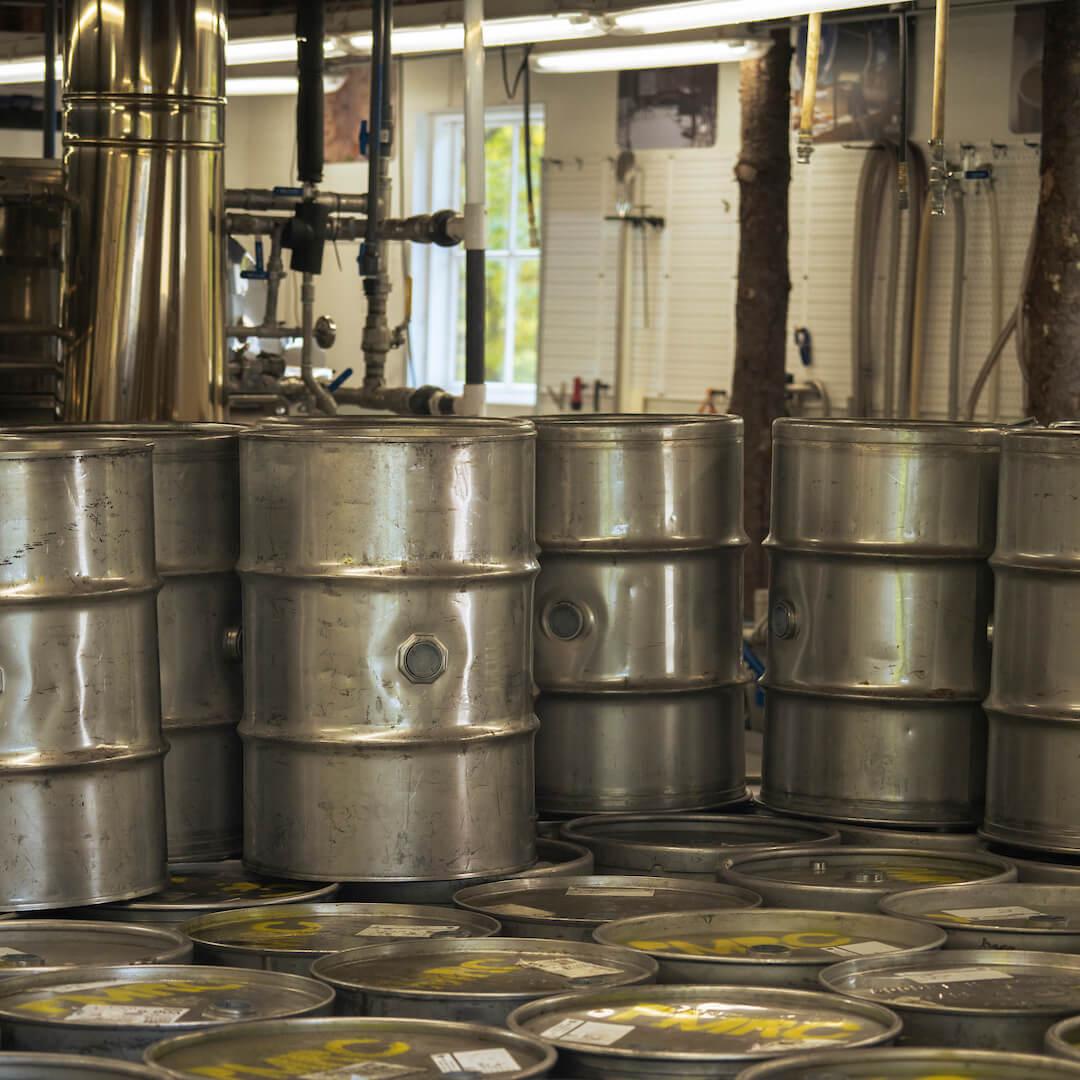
187 1035 411 1079
628 931 858 957
878 866 966 885
402 956 520 991
602 1002 863 1041
16 979 249 1018
247 918 323 938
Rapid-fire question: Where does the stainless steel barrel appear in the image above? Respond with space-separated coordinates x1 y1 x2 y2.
0 159 63 424
983 844 1080 885
63 0 225 420
984 428 1080 853
762 419 1001 826
146 1016 557 1079
833 822 981 852
0 435 166 909
240 419 538 881
0 964 333 1060
739 1047 1080 1078
23 424 243 860
0 1055 162 1078
820 950 1080 1052
508 984 900 1079
533 415 747 813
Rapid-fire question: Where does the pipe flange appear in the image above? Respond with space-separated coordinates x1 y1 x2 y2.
399 634 448 683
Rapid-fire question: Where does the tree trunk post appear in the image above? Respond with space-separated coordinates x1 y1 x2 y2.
1023 1 1080 422
730 29 792 617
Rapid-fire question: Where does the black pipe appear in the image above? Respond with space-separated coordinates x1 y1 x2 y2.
43 0 56 158
465 250 485 385
296 0 324 185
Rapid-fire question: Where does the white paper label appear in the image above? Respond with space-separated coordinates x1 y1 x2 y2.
822 940 903 958
487 903 554 918
518 956 624 979
0 948 35 962
564 885 655 897
355 924 459 938
302 1064 423 1080
431 1048 520 1074
66 1004 190 1025
903 967 1013 985
540 1018 634 1046
940 906 1047 921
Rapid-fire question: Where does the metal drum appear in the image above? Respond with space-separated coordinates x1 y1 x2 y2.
881 884 1080 952
719 847 1017 913
63 0 225 420
508 984 900 1079
1048 1015 1080 1062
24 424 243 861
0 921 190 979
240 419 538 882
984 845 1080 885
340 839 594 904
561 814 839 878
762 419 1001 827
453 876 761 941
312 938 657 1025
0 1055 161 1078
984 428 1080 854
0 435 166 909
532 415 748 814
593 908 945 987
820 950 1080 1052
72 862 338 925
184 902 501 975
145 1016 557 1079
0 159 63 424
833 822 981 852
0 964 333 1060
738 1047 1080 1078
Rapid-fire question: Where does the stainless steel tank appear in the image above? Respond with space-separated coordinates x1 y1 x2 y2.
240 418 538 882
0 435 167 909
984 428 1080 854
63 0 226 420
20 424 242 860
762 419 1001 826
532 415 747 814
0 159 63 424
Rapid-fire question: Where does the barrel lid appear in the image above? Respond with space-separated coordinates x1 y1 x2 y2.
532 413 742 444
0 1053 161 1078
594 908 946 966
722 847 1016 895
508 983 899 1064
311 937 657 998
773 417 1002 448
145 1015 557 1078
562 814 839 871
1047 1014 1080 1061
736 1047 1080 1078
453 876 761 929
820 950 1080 1016
882 884 1080 936
250 417 535 442
0 921 190 976
184 903 500 959
101 862 338 914
0 964 332 1030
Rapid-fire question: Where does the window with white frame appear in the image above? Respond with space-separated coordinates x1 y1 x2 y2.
421 106 544 405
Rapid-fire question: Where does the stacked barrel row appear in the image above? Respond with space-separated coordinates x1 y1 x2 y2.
532 415 748 815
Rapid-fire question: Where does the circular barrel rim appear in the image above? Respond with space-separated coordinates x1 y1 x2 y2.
1003 426 1080 453
0 963 334 1029
309 936 659 1000
506 982 902 1063
532 412 742 443
249 416 535 442
0 434 152 459
592 906 947 967
737 1046 1080 1078
1047 1014 1080 1061
0 1053 162 1077
772 417 1002 447
143 1014 558 1078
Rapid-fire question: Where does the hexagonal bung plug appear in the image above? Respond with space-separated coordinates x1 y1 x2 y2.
398 634 449 683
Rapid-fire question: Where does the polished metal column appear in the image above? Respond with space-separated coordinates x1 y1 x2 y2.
62 0 226 421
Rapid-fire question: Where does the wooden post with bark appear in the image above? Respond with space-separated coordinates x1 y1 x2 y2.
1024 1 1080 422
730 29 792 616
